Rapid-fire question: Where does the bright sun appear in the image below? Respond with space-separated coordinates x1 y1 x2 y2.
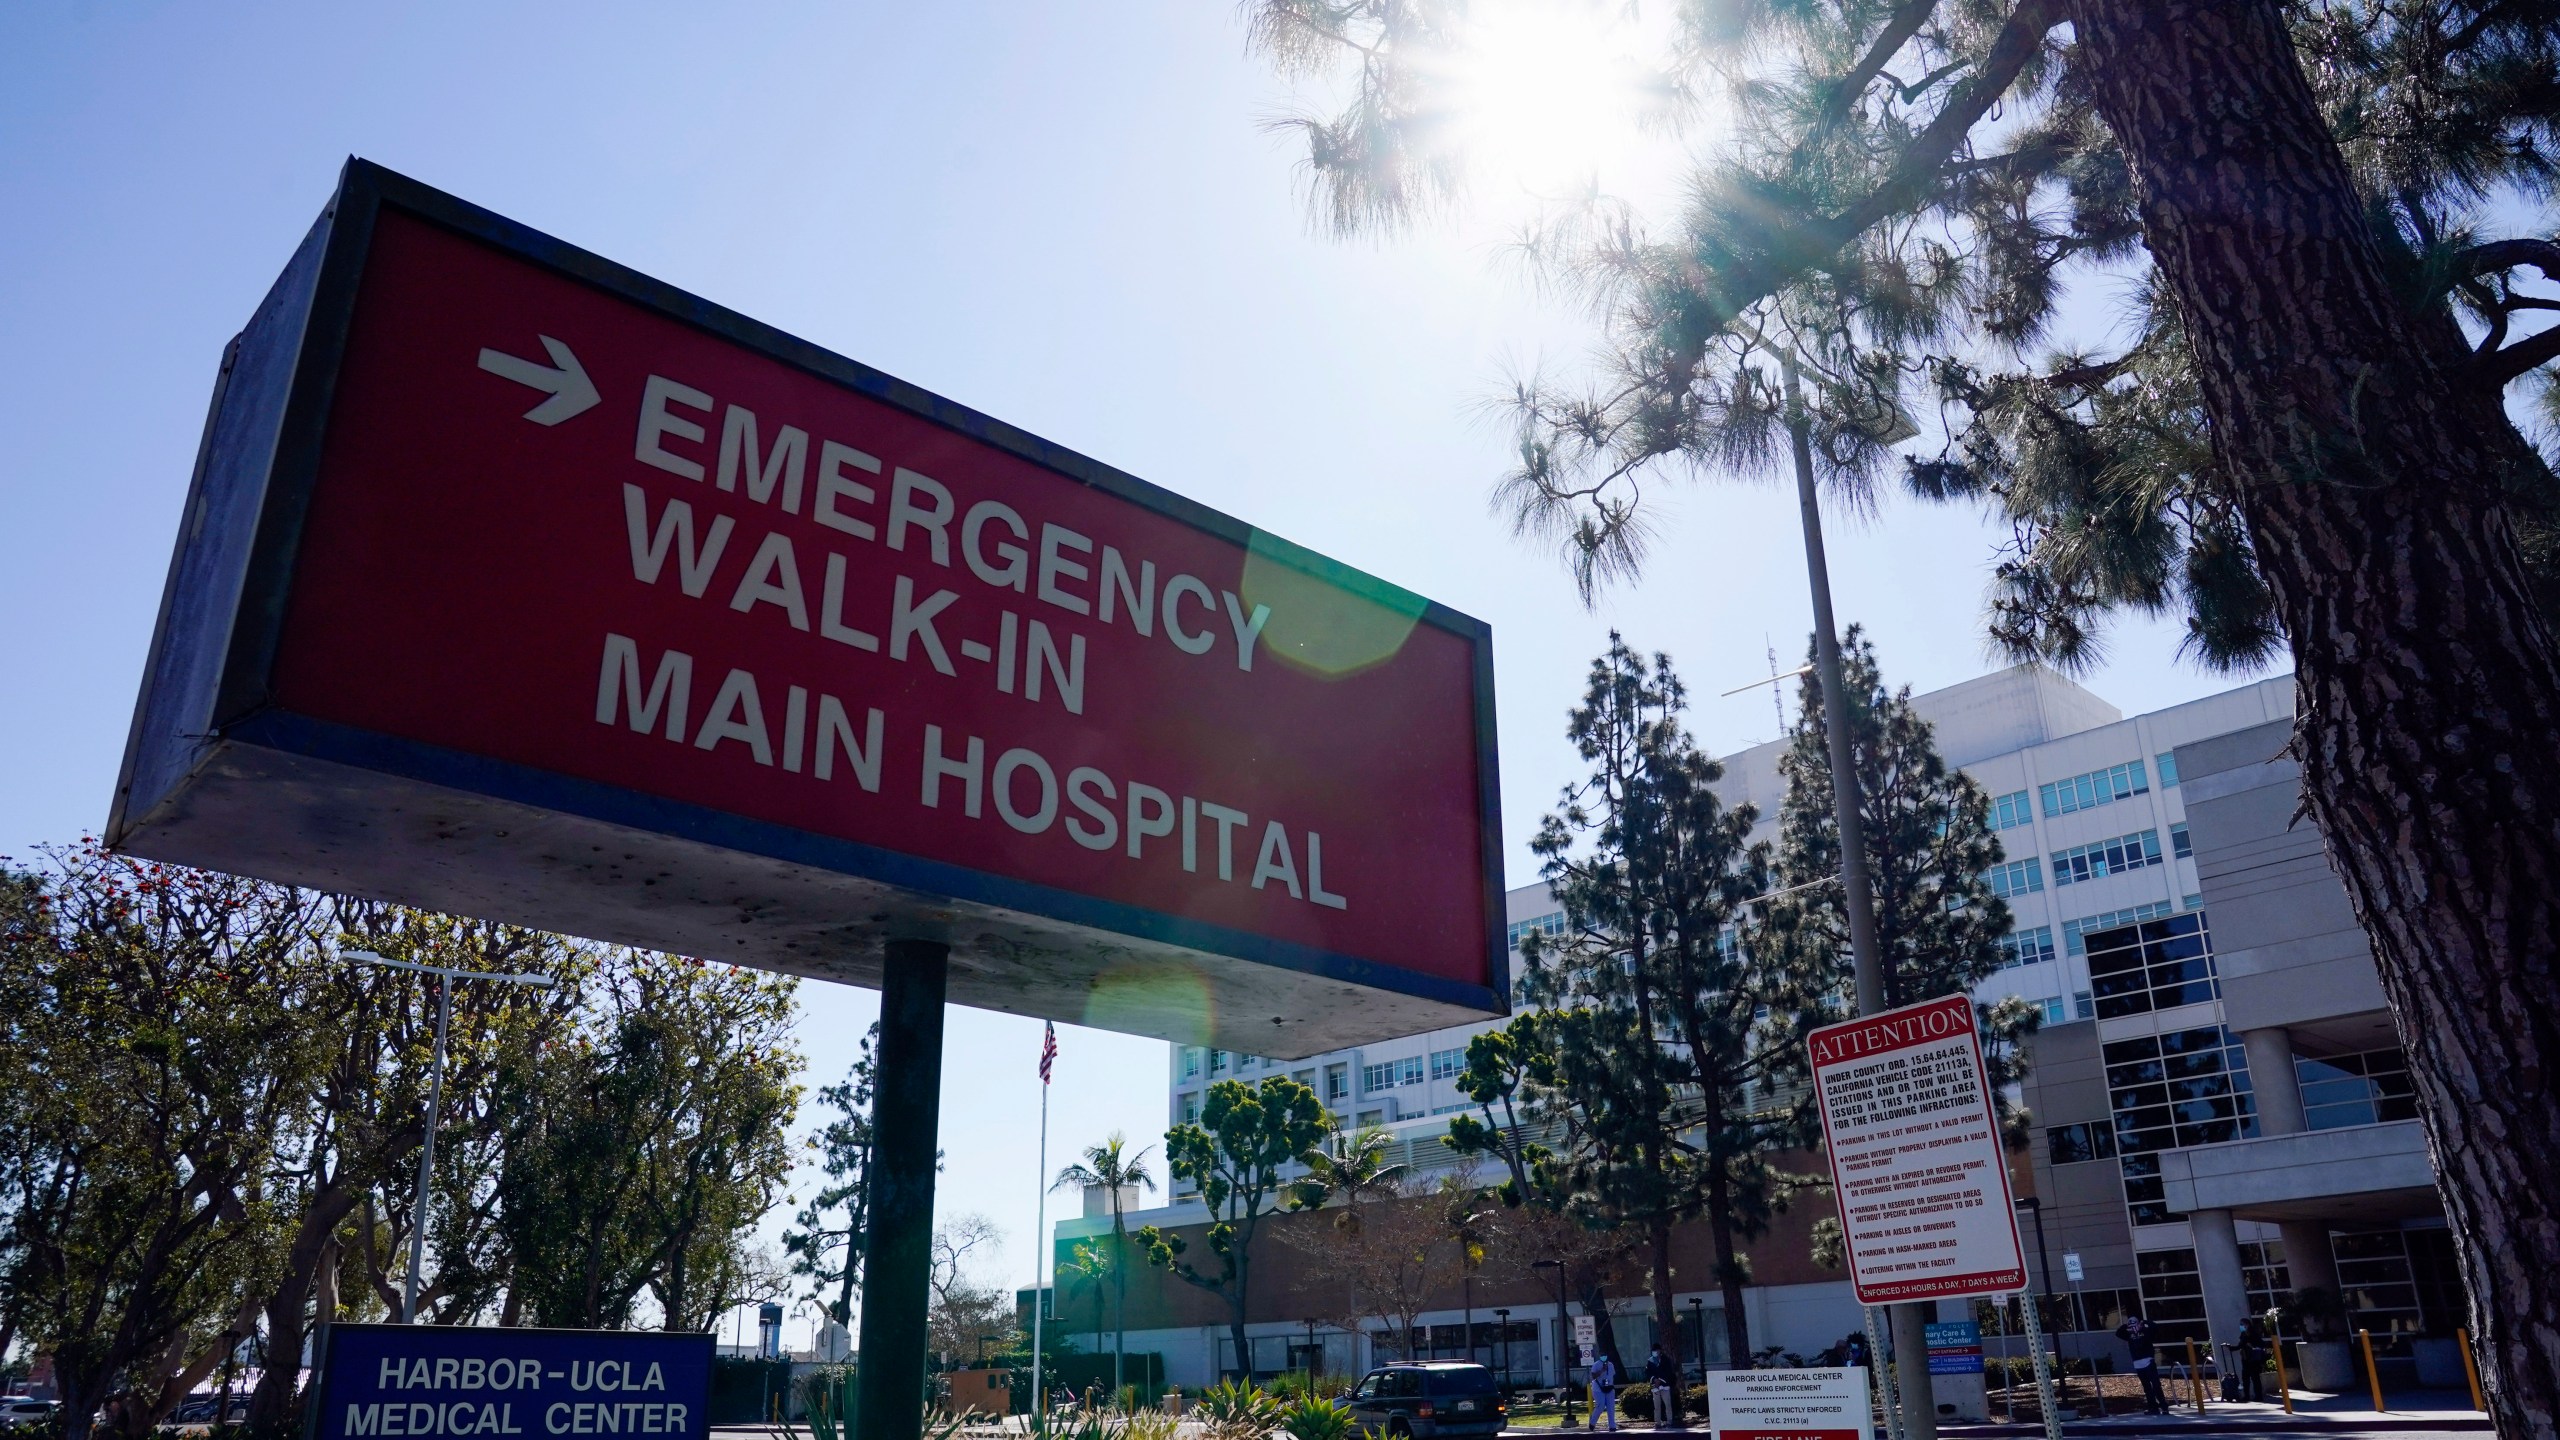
1448 0 1658 202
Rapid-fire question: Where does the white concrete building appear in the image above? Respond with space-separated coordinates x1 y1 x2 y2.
1064 664 2310 1387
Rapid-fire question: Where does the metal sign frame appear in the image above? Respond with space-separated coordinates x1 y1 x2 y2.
107 158 1508 1056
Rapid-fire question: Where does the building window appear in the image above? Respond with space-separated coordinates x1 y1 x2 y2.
2086 912 2220 1017
2120 1154 2178 1226
1362 1055 1426 1092
2298 1048 2419 1129
2046 1121 2118 1165
1179 1092 1201 1123
2074 990 2095 1019
2242 1241 2291 1320
1991 790 2035 830
1988 858 2045 898
2332 1229 2428 1344
1356 1110 1385 1128
2063 901 2177 956
2135 1249 2210 1342
1997 927 2057 969
2038 995 2068 1025
2156 752 2180 788
2039 760 2151 817
1429 1047 1466 1080
2051 829 2165 887
2170 822 2192 859
1294 1068 1315 1087
1209 1050 1228 1075
2103 1023 2257 1157
1507 912 1565 952
1324 1063 1349 1103
1181 1047 1202 1079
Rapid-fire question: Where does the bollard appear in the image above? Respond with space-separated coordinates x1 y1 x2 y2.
2272 1338 2293 1415
2185 1338 2206 1415
2358 1329 2385 1414
2457 1329 2486 1414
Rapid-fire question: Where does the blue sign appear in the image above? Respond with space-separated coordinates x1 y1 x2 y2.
1923 1321 1983 1376
311 1324 712 1440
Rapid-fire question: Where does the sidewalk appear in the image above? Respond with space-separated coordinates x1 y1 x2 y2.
1496 1389 2489 1437
1939 1386 2488 1435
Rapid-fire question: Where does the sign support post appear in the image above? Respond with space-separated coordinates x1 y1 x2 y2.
1863 1307 1902 1440
854 940 951 1440
2017 1284 2062 1440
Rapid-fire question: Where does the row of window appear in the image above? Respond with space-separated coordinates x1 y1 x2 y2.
1507 912 1565 952
2300 1047 2419 1129
2043 759 2152 817
2053 828 2165 886
2029 991 2094 1025
1990 752 2184 835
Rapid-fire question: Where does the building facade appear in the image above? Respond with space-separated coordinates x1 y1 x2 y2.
1066 665 2451 1389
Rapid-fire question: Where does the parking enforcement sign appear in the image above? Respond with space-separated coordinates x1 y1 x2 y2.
1808 995 2028 1304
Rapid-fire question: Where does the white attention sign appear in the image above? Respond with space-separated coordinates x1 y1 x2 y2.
1706 1368 1872 1440
1808 994 2029 1304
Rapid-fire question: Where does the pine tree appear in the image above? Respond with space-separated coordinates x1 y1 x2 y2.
1757 628 2039 1093
1510 637 1799 1397
782 1024 881 1329
1243 7 2560 1425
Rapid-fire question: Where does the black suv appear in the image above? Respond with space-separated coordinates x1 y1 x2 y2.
1344 1362 1506 1439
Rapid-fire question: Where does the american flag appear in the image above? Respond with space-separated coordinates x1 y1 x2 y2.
1039 1022 1057 1084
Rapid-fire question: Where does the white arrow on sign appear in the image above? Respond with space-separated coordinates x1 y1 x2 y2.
476 335 599 425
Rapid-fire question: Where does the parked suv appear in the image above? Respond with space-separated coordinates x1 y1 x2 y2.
1343 1363 1504 1439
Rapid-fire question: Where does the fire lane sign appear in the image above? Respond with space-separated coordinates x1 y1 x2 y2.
108 160 1506 1055
1807 994 2028 1304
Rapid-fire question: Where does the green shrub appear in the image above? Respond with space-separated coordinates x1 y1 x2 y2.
1196 1379 1280 1440
1275 1395 1358 1440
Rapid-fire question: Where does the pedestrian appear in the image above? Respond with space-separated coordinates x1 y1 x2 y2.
1843 1332 1871 1372
2238 1316 2270 1404
1645 1343 1677 1428
1589 1351 1620 1433
2116 1312 2168 1415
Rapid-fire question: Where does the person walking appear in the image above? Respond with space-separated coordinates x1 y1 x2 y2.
1843 1331 1871 1372
1589 1351 1620 1433
1644 1343 1677 1428
2117 1313 2169 1415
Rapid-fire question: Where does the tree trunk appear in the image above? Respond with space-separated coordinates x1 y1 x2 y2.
1705 1175 1751 1370
1647 1217 1681 1422
2067 5 2560 1439
250 1191 361 1433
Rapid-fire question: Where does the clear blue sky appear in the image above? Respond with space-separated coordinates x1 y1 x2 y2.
0 2 2247 1343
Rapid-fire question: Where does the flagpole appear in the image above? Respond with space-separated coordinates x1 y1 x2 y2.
1032 1024 1052 1435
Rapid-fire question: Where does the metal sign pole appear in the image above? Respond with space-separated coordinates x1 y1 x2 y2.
854 939 951 1440
1864 1307 1902 1440
2018 1291 2063 1440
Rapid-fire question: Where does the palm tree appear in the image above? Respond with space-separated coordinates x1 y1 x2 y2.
1052 1132 1157 1399
1287 1125 1409 1235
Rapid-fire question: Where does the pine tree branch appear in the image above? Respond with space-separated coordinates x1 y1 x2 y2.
1698 0 2062 330
2452 237 2560 285
1820 0 1941 126
2470 320 2560 387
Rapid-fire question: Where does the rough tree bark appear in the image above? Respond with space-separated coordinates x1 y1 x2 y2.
2067 4 2560 1438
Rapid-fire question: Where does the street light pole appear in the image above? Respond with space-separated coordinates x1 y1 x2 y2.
1496 1310 1512 1397
1536 1260 1580 1430
1781 350 1934 1440
345 949 554 1325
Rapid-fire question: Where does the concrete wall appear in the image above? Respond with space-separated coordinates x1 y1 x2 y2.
2174 721 2389 1033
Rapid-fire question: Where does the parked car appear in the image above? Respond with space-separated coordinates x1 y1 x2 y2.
1343 1363 1505 1439
166 1397 250 1427
0 1399 59 1432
